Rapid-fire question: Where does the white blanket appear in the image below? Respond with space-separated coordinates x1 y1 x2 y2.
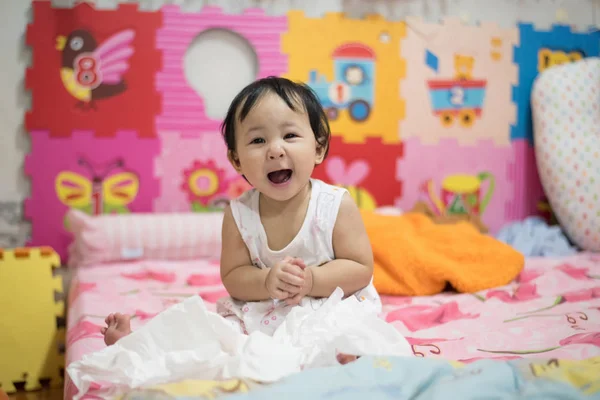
66 288 413 399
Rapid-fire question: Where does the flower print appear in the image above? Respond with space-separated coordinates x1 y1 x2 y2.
563 287 600 302
486 283 539 303
556 263 594 280
186 274 222 287
161 298 182 308
477 332 600 356
182 160 227 206
132 310 158 321
200 290 229 304
65 380 105 400
386 302 479 332
121 270 176 283
145 270 176 283
67 319 103 346
517 287 600 316
69 281 97 305
516 269 543 284
559 332 600 347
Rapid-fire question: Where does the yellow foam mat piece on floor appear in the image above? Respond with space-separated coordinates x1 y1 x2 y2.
0 247 65 393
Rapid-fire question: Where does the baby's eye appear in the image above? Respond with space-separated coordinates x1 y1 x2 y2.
250 138 265 144
284 133 298 139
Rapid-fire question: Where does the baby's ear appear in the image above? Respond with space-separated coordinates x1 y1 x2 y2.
228 150 242 172
315 143 327 165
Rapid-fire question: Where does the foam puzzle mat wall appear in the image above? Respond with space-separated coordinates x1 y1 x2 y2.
25 131 160 261
25 2 162 138
154 131 250 213
22 0 600 260
282 11 406 144
156 5 288 135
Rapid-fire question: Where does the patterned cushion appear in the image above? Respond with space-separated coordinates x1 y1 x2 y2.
532 57 600 251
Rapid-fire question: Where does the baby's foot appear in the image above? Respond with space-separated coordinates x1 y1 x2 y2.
336 353 359 365
101 313 132 346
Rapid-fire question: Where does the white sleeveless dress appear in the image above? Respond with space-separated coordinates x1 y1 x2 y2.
216 178 381 336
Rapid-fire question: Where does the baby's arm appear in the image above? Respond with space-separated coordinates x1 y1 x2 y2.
308 192 374 298
220 206 271 302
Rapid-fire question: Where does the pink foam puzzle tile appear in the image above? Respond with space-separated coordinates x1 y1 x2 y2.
24 131 161 261
156 6 288 135
395 137 515 234
505 139 546 222
154 131 247 213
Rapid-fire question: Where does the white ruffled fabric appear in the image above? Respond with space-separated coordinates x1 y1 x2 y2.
67 288 413 399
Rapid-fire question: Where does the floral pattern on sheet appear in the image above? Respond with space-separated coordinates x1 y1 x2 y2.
64 254 600 399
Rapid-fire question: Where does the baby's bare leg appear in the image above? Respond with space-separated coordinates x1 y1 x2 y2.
101 312 132 346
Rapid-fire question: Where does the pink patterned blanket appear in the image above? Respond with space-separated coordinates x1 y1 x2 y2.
64 253 600 399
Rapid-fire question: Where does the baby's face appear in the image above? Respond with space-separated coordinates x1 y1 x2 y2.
230 92 324 202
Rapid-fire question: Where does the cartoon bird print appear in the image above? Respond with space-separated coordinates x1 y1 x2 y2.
55 29 135 109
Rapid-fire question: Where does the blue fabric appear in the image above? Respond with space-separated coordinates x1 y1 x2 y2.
496 216 577 257
222 355 600 400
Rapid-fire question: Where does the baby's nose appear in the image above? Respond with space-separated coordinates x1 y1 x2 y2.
268 145 285 159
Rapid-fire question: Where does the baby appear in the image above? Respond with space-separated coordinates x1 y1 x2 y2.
102 77 381 362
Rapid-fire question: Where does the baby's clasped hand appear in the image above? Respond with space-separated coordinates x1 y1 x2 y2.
265 256 311 302
265 256 304 300
285 258 313 306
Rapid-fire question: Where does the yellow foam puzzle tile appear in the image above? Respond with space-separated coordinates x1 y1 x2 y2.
282 11 406 144
0 247 65 393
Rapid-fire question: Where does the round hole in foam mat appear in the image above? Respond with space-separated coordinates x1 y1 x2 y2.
184 28 258 120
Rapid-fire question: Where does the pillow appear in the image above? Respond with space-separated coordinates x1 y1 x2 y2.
532 57 600 252
65 209 224 268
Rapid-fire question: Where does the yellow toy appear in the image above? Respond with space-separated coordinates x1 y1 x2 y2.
0 247 64 393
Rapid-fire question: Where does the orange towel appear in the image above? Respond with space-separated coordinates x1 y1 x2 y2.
361 211 525 296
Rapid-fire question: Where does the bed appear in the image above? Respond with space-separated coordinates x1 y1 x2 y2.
64 252 600 399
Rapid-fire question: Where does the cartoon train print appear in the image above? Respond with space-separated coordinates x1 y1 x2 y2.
427 55 487 128
307 43 375 122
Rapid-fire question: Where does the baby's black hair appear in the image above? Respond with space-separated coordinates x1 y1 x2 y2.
220 76 331 159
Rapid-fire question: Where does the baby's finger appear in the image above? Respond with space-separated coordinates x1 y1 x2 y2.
271 288 289 300
280 272 304 287
278 281 302 294
281 256 294 264
285 293 302 306
100 327 107 334
281 263 304 277
291 258 306 270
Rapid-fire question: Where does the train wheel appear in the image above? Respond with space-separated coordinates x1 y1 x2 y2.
325 107 339 121
349 100 370 122
440 111 454 127
459 109 476 127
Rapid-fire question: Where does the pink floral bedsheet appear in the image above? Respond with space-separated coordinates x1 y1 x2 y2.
64 253 600 399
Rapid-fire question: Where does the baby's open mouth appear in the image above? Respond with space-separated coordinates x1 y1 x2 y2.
267 169 292 184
